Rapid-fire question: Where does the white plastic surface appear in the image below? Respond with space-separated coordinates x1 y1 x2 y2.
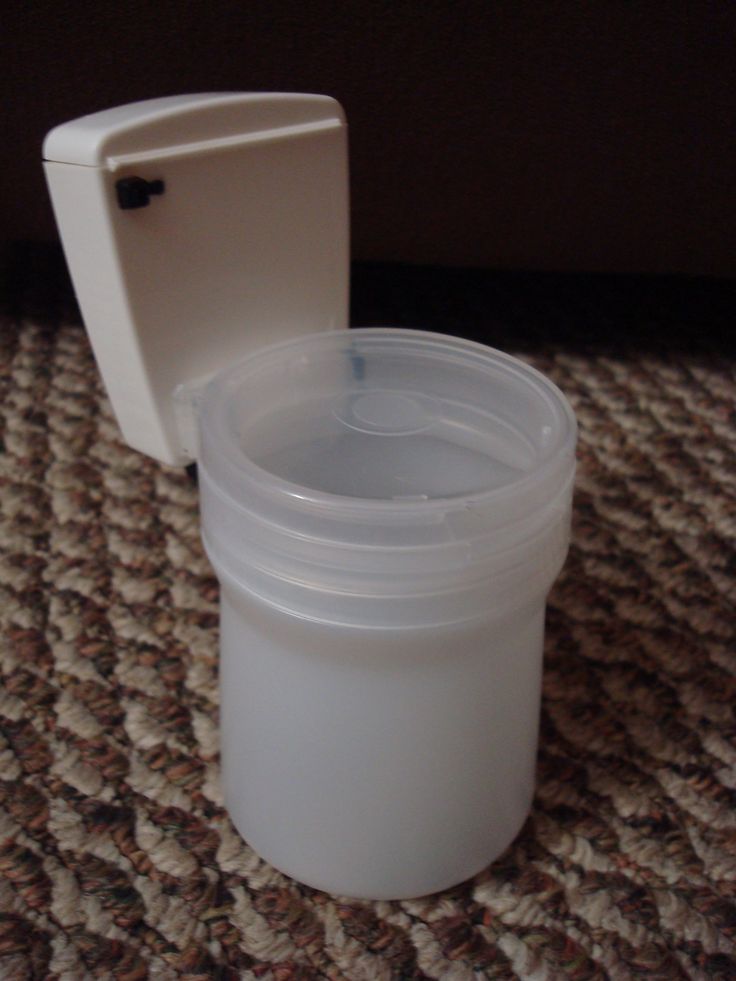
200 328 577 898
43 93 349 465
220 586 546 900
43 92 346 168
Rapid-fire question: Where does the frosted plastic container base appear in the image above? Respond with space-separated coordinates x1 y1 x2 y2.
219 586 546 900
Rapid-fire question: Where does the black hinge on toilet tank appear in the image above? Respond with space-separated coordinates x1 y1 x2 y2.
115 176 165 209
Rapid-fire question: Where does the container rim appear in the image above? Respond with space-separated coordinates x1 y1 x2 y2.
199 328 577 519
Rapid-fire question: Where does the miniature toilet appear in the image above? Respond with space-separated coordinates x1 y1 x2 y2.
44 94 577 900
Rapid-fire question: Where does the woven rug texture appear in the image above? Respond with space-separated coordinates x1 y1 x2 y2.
0 319 734 980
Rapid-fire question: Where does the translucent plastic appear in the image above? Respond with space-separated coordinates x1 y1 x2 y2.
199 328 577 898
219 586 545 899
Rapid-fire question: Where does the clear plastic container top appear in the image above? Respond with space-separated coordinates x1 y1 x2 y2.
198 329 577 624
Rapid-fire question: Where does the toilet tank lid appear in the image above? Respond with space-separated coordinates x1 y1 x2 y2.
43 92 346 168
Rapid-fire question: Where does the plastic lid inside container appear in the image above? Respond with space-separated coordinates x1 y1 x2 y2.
198 329 577 624
201 328 575 515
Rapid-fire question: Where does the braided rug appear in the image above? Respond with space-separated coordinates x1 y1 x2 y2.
0 317 734 979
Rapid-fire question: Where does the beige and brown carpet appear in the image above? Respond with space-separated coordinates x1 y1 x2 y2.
0 314 734 979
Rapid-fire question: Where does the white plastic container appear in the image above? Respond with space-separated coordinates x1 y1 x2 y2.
43 95 577 899
199 328 576 899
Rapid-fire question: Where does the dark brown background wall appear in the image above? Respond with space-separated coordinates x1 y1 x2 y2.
4 1 735 276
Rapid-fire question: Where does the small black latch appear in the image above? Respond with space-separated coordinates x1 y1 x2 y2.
115 176 165 210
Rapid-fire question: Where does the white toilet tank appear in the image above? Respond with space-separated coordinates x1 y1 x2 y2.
44 93 349 465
